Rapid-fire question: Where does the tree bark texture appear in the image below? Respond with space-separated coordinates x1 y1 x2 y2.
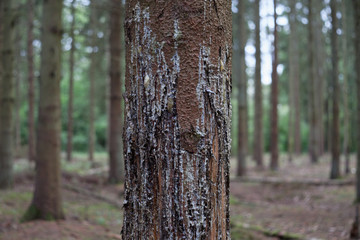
0 0 15 189
108 0 124 183
236 0 248 177
66 0 76 162
288 0 301 159
23 0 64 220
254 0 263 168
270 0 279 171
27 0 36 162
122 1 232 239
352 0 360 202
308 0 324 163
330 0 340 179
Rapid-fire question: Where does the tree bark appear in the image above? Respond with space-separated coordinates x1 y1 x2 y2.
108 0 124 183
254 0 263 168
0 0 15 189
27 0 35 162
288 0 301 159
270 0 279 171
330 0 340 179
122 1 232 238
23 0 64 220
236 0 248 177
66 0 76 162
352 0 360 202
88 0 96 163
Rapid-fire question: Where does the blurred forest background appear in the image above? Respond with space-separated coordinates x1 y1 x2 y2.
1 0 360 239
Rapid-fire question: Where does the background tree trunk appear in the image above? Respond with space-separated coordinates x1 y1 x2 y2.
27 0 35 162
236 0 248 177
108 0 124 183
66 0 76 162
288 0 301 159
270 0 279 171
0 0 15 189
23 0 64 220
254 0 263 168
330 0 340 179
353 0 360 202
122 1 232 238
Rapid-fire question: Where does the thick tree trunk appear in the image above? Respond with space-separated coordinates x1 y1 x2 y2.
270 0 279 171
23 0 64 220
27 0 35 162
288 0 301 160
0 0 15 189
254 0 263 168
330 0 340 179
122 1 232 238
66 0 76 162
353 0 360 203
108 0 124 183
236 0 248 177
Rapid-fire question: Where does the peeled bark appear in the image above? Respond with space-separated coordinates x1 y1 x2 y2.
254 0 263 168
27 0 35 162
270 0 279 171
0 0 15 189
66 0 76 162
108 0 124 183
236 0 248 177
353 0 360 203
23 0 64 220
330 0 340 179
288 0 301 159
122 1 232 238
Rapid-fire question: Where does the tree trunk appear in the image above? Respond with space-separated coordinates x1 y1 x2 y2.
23 0 64 220
236 0 248 177
108 0 124 183
330 0 340 179
122 1 232 238
352 0 360 203
15 25 22 156
88 0 96 163
66 0 76 162
270 0 279 171
0 0 15 189
288 0 301 159
342 0 350 174
254 0 263 168
27 0 35 162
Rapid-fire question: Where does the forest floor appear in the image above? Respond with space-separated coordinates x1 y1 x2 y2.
0 153 356 240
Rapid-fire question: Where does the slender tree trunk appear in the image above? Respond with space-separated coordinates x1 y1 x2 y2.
237 0 248 177
27 0 35 162
88 0 96 163
0 0 15 189
352 0 360 203
66 0 76 162
23 0 64 220
108 0 124 183
288 0 301 159
342 0 350 174
122 1 232 238
254 0 263 168
270 0 279 171
15 26 22 155
330 0 340 179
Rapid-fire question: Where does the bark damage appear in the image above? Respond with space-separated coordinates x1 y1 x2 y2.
122 1 232 239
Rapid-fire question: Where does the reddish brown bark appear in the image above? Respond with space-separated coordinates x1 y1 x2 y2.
122 1 232 238
270 0 279 171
